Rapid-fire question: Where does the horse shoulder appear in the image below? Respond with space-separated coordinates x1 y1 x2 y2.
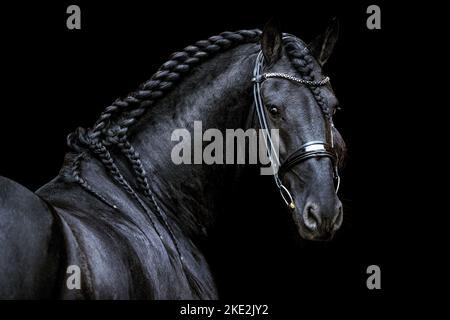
0 176 63 299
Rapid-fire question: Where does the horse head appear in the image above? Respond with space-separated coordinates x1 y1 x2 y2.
255 20 346 240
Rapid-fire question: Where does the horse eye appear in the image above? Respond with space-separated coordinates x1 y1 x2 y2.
269 106 279 115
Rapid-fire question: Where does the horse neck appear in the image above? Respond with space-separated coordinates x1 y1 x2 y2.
127 44 258 240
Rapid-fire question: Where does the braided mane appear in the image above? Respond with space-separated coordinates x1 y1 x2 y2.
67 29 261 208
66 29 332 211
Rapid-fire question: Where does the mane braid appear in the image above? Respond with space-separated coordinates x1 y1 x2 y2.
67 29 261 199
71 153 117 209
283 36 332 118
284 36 346 165
66 29 261 279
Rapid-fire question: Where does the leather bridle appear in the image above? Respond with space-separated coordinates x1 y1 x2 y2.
252 51 341 209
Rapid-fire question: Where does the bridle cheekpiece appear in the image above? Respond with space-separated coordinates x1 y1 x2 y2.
252 51 340 210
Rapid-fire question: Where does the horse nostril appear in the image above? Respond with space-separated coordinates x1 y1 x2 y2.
303 203 321 231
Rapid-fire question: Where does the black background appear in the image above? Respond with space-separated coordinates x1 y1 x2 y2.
0 0 415 316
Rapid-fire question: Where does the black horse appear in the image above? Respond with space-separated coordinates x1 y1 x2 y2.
0 21 346 299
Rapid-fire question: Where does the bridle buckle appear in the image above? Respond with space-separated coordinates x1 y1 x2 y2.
251 75 265 83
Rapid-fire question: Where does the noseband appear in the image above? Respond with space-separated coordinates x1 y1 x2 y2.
252 51 340 209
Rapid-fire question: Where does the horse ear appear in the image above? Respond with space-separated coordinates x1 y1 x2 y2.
308 18 339 66
261 19 283 65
